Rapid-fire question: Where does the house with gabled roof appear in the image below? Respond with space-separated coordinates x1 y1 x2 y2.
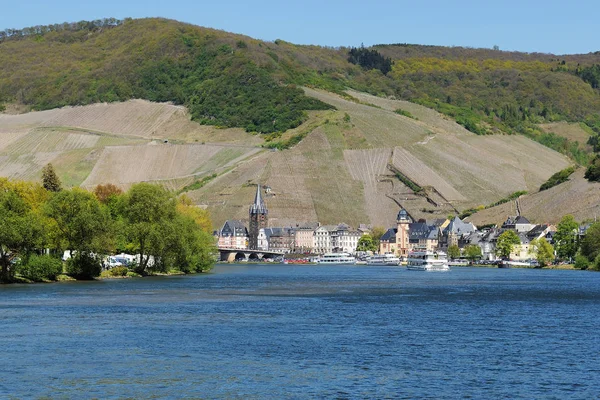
379 228 398 254
408 222 440 252
441 216 476 248
502 215 535 233
218 220 249 249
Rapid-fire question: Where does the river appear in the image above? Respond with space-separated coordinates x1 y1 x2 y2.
1 265 599 398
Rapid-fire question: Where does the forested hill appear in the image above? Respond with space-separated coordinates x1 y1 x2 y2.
2 17 600 156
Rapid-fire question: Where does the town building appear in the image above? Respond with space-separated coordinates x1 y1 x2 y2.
218 220 248 249
409 222 440 252
314 225 335 254
294 223 320 253
331 224 363 254
311 223 363 254
248 185 268 250
379 208 440 257
395 208 412 258
441 216 476 248
502 216 535 233
265 227 296 253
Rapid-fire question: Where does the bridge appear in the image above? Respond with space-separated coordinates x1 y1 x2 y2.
217 247 285 262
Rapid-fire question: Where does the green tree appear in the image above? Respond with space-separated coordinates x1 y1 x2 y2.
160 214 215 273
41 163 62 192
580 222 600 262
495 230 521 259
16 254 62 282
447 244 461 260
554 215 579 261
529 238 554 267
370 227 386 242
0 189 45 282
574 253 590 270
356 234 378 253
45 188 111 279
464 244 482 263
584 156 600 182
121 183 177 274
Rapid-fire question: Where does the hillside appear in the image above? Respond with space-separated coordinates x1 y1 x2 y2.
467 169 600 226
3 18 600 141
186 89 570 228
1 17 600 228
0 100 263 189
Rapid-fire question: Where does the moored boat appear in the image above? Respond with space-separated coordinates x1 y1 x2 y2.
317 252 356 264
407 250 450 271
499 260 530 268
367 253 401 266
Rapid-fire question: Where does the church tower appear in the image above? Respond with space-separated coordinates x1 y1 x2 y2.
248 184 268 250
395 208 413 258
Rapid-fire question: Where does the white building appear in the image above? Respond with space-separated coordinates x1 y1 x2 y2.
313 225 334 254
257 228 269 251
312 223 363 254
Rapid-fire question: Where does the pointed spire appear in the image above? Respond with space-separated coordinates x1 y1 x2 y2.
254 184 264 208
249 184 268 215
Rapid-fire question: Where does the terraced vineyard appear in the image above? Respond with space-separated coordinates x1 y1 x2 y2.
81 144 262 189
0 100 265 188
0 88 582 229
468 169 600 225
391 147 466 202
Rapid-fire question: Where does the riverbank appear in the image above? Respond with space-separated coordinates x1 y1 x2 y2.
2 268 212 285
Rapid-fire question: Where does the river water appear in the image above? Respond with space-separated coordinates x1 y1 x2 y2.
1 265 599 399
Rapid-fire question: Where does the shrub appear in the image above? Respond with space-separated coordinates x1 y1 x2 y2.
66 253 102 280
109 266 128 277
394 109 416 119
593 254 600 271
574 254 590 270
17 255 63 282
540 166 576 191
585 156 600 182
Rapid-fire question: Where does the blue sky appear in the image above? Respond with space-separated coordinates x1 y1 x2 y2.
2 0 598 54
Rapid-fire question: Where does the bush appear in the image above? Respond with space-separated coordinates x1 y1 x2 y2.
592 254 600 271
66 253 102 280
540 166 576 191
394 109 416 119
109 266 128 277
585 156 600 182
17 255 63 282
574 254 590 270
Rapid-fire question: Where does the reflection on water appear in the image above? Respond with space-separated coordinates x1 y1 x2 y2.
1 265 599 398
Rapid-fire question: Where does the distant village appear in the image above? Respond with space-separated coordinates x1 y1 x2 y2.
216 185 591 261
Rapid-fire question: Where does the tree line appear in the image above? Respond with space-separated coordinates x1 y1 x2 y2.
347 46 392 75
0 164 215 283
0 18 333 135
0 18 126 42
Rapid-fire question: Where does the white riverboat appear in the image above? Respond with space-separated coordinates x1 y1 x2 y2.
317 253 356 264
367 253 401 266
407 251 450 271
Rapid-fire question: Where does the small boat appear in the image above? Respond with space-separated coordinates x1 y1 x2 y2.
367 253 401 266
317 253 356 264
406 251 450 271
499 260 530 268
355 260 368 265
